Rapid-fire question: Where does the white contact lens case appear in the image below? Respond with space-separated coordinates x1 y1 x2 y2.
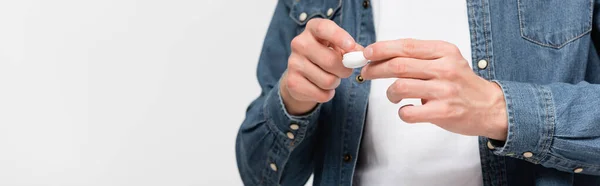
342 51 370 68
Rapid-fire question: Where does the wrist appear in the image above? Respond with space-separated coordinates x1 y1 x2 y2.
486 81 508 141
279 78 318 116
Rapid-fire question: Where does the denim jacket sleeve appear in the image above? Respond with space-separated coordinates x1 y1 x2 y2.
486 3 600 175
488 80 600 175
236 0 321 185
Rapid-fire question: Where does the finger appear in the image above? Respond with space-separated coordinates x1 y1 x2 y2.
295 57 341 90
329 43 363 57
306 18 356 51
386 78 441 103
398 101 448 123
348 43 365 52
285 71 335 103
292 36 352 78
363 39 458 61
360 57 438 80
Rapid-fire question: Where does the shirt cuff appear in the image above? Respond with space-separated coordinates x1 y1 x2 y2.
486 80 555 165
263 82 321 149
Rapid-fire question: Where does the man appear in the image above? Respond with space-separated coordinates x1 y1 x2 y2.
236 0 600 185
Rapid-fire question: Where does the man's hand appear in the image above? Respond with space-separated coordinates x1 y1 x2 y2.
281 18 361 115
361 39 508 141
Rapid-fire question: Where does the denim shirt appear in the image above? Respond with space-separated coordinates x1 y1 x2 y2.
236 0 600 185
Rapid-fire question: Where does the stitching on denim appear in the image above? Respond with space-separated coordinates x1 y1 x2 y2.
536 85 546 165
288 0 343 25
500 81 514 186
341 73 361 185
340 38 348 186
478 137 491 185
468 0 479 73
275 141 290 185
521 30 592 49
260 84 271 185
538 86 555 165
481 0 491 80
340 0 344 28
491 80 514 186
539 85 548 165
546 153 600 170
517 0 593 49
262 83 273 124
491 81 516 155
346 3 371 185
263 144 281 186
479 0 502 182
270 78 321 148
482 0 497 80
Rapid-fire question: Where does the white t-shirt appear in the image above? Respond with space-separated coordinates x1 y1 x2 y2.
353 0 483 185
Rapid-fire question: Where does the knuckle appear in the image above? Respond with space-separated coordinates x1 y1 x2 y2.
446 70 458 79
431 64 446 78
441 84 458 98
285 75 300 92
316 22 327 35
314 19 332 35
331 52 342 62
322 76 340 89
449 44 461 54
458 59 470 68
440 104 452 116
390 59 407 76
441 41 459 53
320 56 337 70
401 39 417 54
323 53 338 67
291 36 308 52
439 64 458 79
447 85 459 97
437 41 460 56
316 90 334 103
287 57 303 71
306 18 321 29
452 106 466 118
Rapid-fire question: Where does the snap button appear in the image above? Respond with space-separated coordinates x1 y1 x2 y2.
286 132 295 139
270 163 278 171
327 8 334 17
574 168 584 173
356 75 364 83
290 123 299 130
362 0 370 9
523 152 533 158
486 141 495 150
299 12 308 22
477 59 488 70
343 154 352 162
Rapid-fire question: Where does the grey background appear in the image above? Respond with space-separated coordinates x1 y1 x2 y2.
0 0 283 185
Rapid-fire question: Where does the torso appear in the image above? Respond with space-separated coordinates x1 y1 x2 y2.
353 0 482 185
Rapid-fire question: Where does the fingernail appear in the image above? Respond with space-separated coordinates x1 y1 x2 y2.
364 47 373 59
399 104 414 110
343 39 354 51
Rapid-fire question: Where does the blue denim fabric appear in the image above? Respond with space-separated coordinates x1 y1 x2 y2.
236 0 600 185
